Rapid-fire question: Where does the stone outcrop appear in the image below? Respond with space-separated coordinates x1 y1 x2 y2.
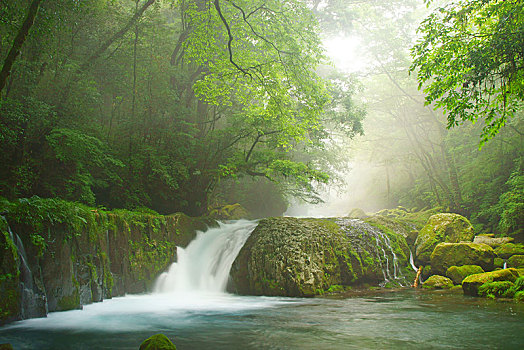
229 217 411 297
445 265 484 285
430 242 494 275
0 200 215 325
462 268 520 296
414 213 475 265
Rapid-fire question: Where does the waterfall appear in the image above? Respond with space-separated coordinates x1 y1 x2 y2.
335 218 408 286
154 220 257 294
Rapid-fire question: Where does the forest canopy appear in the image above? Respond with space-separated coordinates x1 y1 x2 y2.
0 0 362 216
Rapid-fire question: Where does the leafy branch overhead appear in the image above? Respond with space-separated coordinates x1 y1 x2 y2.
411 0 524 144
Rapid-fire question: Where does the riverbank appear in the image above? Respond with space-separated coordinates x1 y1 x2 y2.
0 197 215 324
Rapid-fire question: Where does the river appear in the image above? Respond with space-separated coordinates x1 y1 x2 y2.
1 220 523 349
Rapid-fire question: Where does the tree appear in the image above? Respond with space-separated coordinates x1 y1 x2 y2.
411 0 524 144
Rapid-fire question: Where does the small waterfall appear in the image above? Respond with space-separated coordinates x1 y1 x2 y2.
335 218 407 286
154 220 257 294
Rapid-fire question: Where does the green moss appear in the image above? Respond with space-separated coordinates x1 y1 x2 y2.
446 265 484 285
430 242 494 275
507 255 524 268
422 275 454 289
462 268 520 296
415 213 475 265
515 291 524 302
57 289 79 311
139 334 176 350
478 281 515 299
494 243 524 259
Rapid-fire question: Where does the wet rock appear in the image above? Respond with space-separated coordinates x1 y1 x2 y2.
445 265 484 285
462 268 519 296
422 275 453 289
139 334 176 350
430 242 494 275
494 243 524 259
507 255 524 268
415 213 474 265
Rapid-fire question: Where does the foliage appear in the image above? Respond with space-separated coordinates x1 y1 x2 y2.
411 0 524 143
0 0 364 215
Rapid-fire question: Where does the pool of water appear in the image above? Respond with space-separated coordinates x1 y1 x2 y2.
1 289 523 349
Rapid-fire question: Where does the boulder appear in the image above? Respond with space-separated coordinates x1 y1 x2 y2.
473 235 513 248
139 334 176 350
507 255 524 268
208 203 250 220
478 281 515 298
430 242 494 276
229 217 410 297
445 265 484 285
462 268 519 296
414 213 474 265
494 258 504 269
422 275 453 289
347 208 368 219
494 243 524 259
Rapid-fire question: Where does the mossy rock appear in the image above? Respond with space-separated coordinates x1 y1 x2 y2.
414 213 474 265
478 281 515 299
494 257 504 269
139 334 176 350
230 217 409 297
515 291 524 302
473 235 513 248
507 255 524 268
422 275 453 289
431 242 494 276
446 265 484 285
347 208 368 219
462 268 520 296
494 243 524 259
208 203 250 220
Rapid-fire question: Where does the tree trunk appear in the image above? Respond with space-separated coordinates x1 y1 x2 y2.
0 0 43 96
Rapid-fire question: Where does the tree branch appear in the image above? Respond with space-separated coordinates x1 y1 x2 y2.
0 0 42 96
213 0 251 77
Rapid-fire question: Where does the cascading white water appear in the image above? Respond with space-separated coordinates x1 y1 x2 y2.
154 220 257 294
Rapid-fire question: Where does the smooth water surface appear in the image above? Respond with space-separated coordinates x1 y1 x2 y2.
1 289 523 349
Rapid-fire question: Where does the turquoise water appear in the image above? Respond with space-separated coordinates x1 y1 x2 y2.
1 289 523 349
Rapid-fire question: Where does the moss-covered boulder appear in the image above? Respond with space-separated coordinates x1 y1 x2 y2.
422 275 453 289
430 243 494 276
445 265 484 285
347 208 368 219
494 258 504 269
414 213 474 265
473 235 513 248
462 268 520 296
478 281 516 299
494 243 524 259
208 203 250 220
139 334 176 350
507 255 524 268
230 217 410 297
